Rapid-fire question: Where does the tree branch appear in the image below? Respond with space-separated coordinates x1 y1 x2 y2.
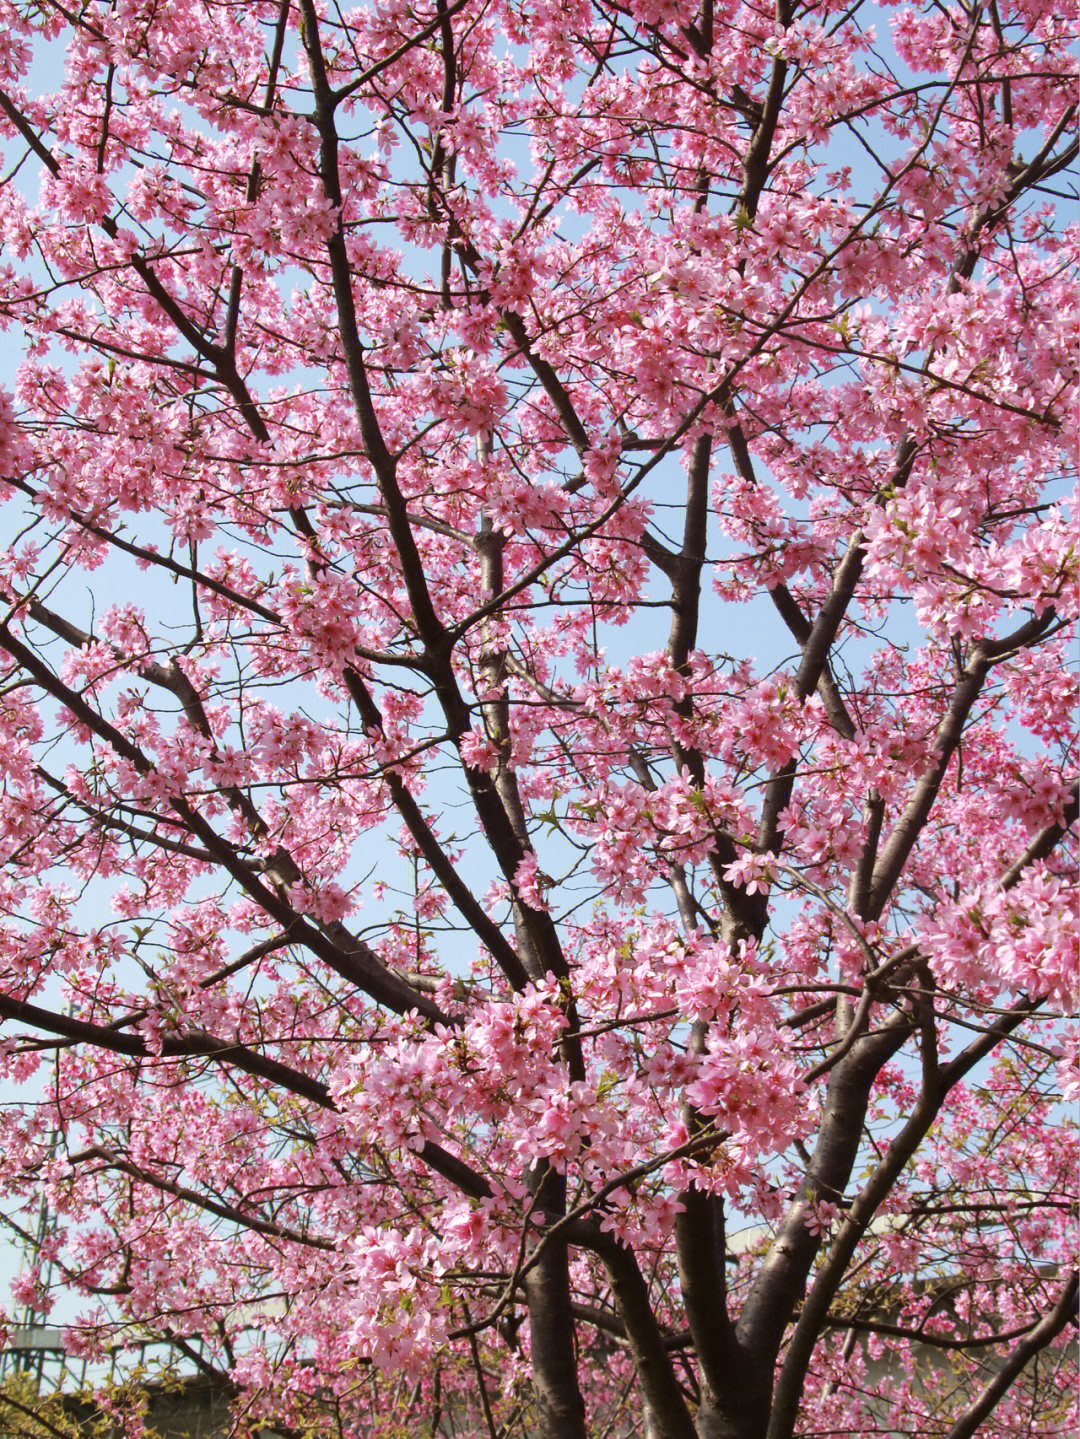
943 1271 1078 1439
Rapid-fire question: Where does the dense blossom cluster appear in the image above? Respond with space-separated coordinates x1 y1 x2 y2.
0 1 1075 1437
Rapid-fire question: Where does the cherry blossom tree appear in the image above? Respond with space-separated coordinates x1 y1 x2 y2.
0 0 1076 1436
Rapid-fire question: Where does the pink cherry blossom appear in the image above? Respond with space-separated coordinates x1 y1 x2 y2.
0 3 1075 1438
